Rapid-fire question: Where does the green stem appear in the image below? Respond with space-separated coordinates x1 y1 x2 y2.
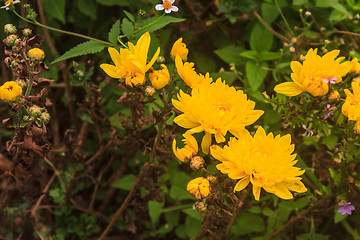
23 52 34 97
12 10 113 46
342 220 360 239
119 13 166 39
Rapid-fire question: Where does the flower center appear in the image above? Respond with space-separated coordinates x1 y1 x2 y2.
215 103 231 112
163 1 172 9
5 86 13 91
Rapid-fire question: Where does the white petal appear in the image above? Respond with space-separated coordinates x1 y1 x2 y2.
171 6 178 12
165 8 171 13
155 4 164 10
169 0 175 3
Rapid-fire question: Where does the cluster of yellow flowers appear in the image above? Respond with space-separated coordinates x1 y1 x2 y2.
274 48 360 134
101 32 308 201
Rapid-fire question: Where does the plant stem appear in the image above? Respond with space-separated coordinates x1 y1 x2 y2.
12 10 113 46
22 52 34 97
119 13 166 39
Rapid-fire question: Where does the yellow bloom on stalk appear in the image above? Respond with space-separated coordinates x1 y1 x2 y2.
0 81 22 102
175 55 212 88
211 127 307 200
187 177 211 199
342 82 360 121
274 48 351 97
350 58 360 74
172 132 198 163
100 32 160 87
171 38 188 61
149 64 170 90
172 79 264 154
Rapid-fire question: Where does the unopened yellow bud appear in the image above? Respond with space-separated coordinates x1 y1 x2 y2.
145 86 156 96
190 156 205 170
328 90 340 102
187 177 211 199
149 64 170 90
27 48 45 62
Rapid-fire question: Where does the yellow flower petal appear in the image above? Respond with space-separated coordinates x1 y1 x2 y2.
274 82 304 96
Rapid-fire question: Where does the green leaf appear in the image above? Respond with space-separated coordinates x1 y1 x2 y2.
240 51 259 61
316 0 350 15
112 174 136 191
261 3 279 23
42 0 66 24
214 45 246 65
185 215 202 238
334 209 348 223
246 61 268 91
51 41 109 64
182 208 204 222
135 16 185 37
293 0 309 5
121 18 135 36
321 135 338 149
148 201 164 224
231 212 265 235
258 51 280 61
108 20 121 44
250 22 273 51
123 10 135 22
78 0 97 19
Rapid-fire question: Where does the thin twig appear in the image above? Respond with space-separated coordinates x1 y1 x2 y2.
85 139 113 165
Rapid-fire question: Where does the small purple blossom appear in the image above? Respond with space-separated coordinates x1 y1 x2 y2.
338 202 355 215
323 77 338 84
322 104 337 120
302 125 313 137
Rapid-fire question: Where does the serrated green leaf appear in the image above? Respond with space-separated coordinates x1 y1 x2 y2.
121 18 134 36
246 61 268 91
51 41 109 64
148 201 164 224
123 10 135 22
42 0 66 24
108 20 121 44
134 16 185 37
112 174 136 191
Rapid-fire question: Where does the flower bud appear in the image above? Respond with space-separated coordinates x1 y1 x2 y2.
328 90 340 102
187 177 211 199
145 86 156 96
170 38 188 61
156 56 165 64
4 24 17 35
4 34 18 47
27 48 45 62
22 28 32 37
28 105 42 117
149 64 170 90
194 201 207 213
206 175 217 184
40 111 50 124
190 156 204 170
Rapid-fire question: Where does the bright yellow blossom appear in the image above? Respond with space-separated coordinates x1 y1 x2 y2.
350 58 360 74
100 32 160 87
28 48 45 62
342 82 360 121
171 38 188 61
172 132 198 163
0 81 22 102
175 55 212 88
274 48 351 97
172 79 263 154
211 127 307 200
149 64 170 90
186 177 211 199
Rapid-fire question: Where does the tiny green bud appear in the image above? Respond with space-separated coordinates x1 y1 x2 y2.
194 201 207 213
156 56 165 64
22 28 32 37
206 175 217 184
28 105 42 117
145 86 156 96
4 24 17 35
39 112 50 124
4 34 18 47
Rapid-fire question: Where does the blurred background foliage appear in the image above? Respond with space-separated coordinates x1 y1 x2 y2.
1 0 360 239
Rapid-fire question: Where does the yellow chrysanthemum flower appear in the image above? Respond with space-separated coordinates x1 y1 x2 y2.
211 127 307 200
175 55 212 88
187 177 211 199
170 38 188 61
172 79 264 154
149 64 170 90
100 32 160 87
350 58 360 74
0 81 22 102
342 82 360 121
274 48 351 97
172 132 198 163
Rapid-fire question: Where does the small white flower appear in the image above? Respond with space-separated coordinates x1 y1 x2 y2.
1 0 20 10
155 0 178 14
